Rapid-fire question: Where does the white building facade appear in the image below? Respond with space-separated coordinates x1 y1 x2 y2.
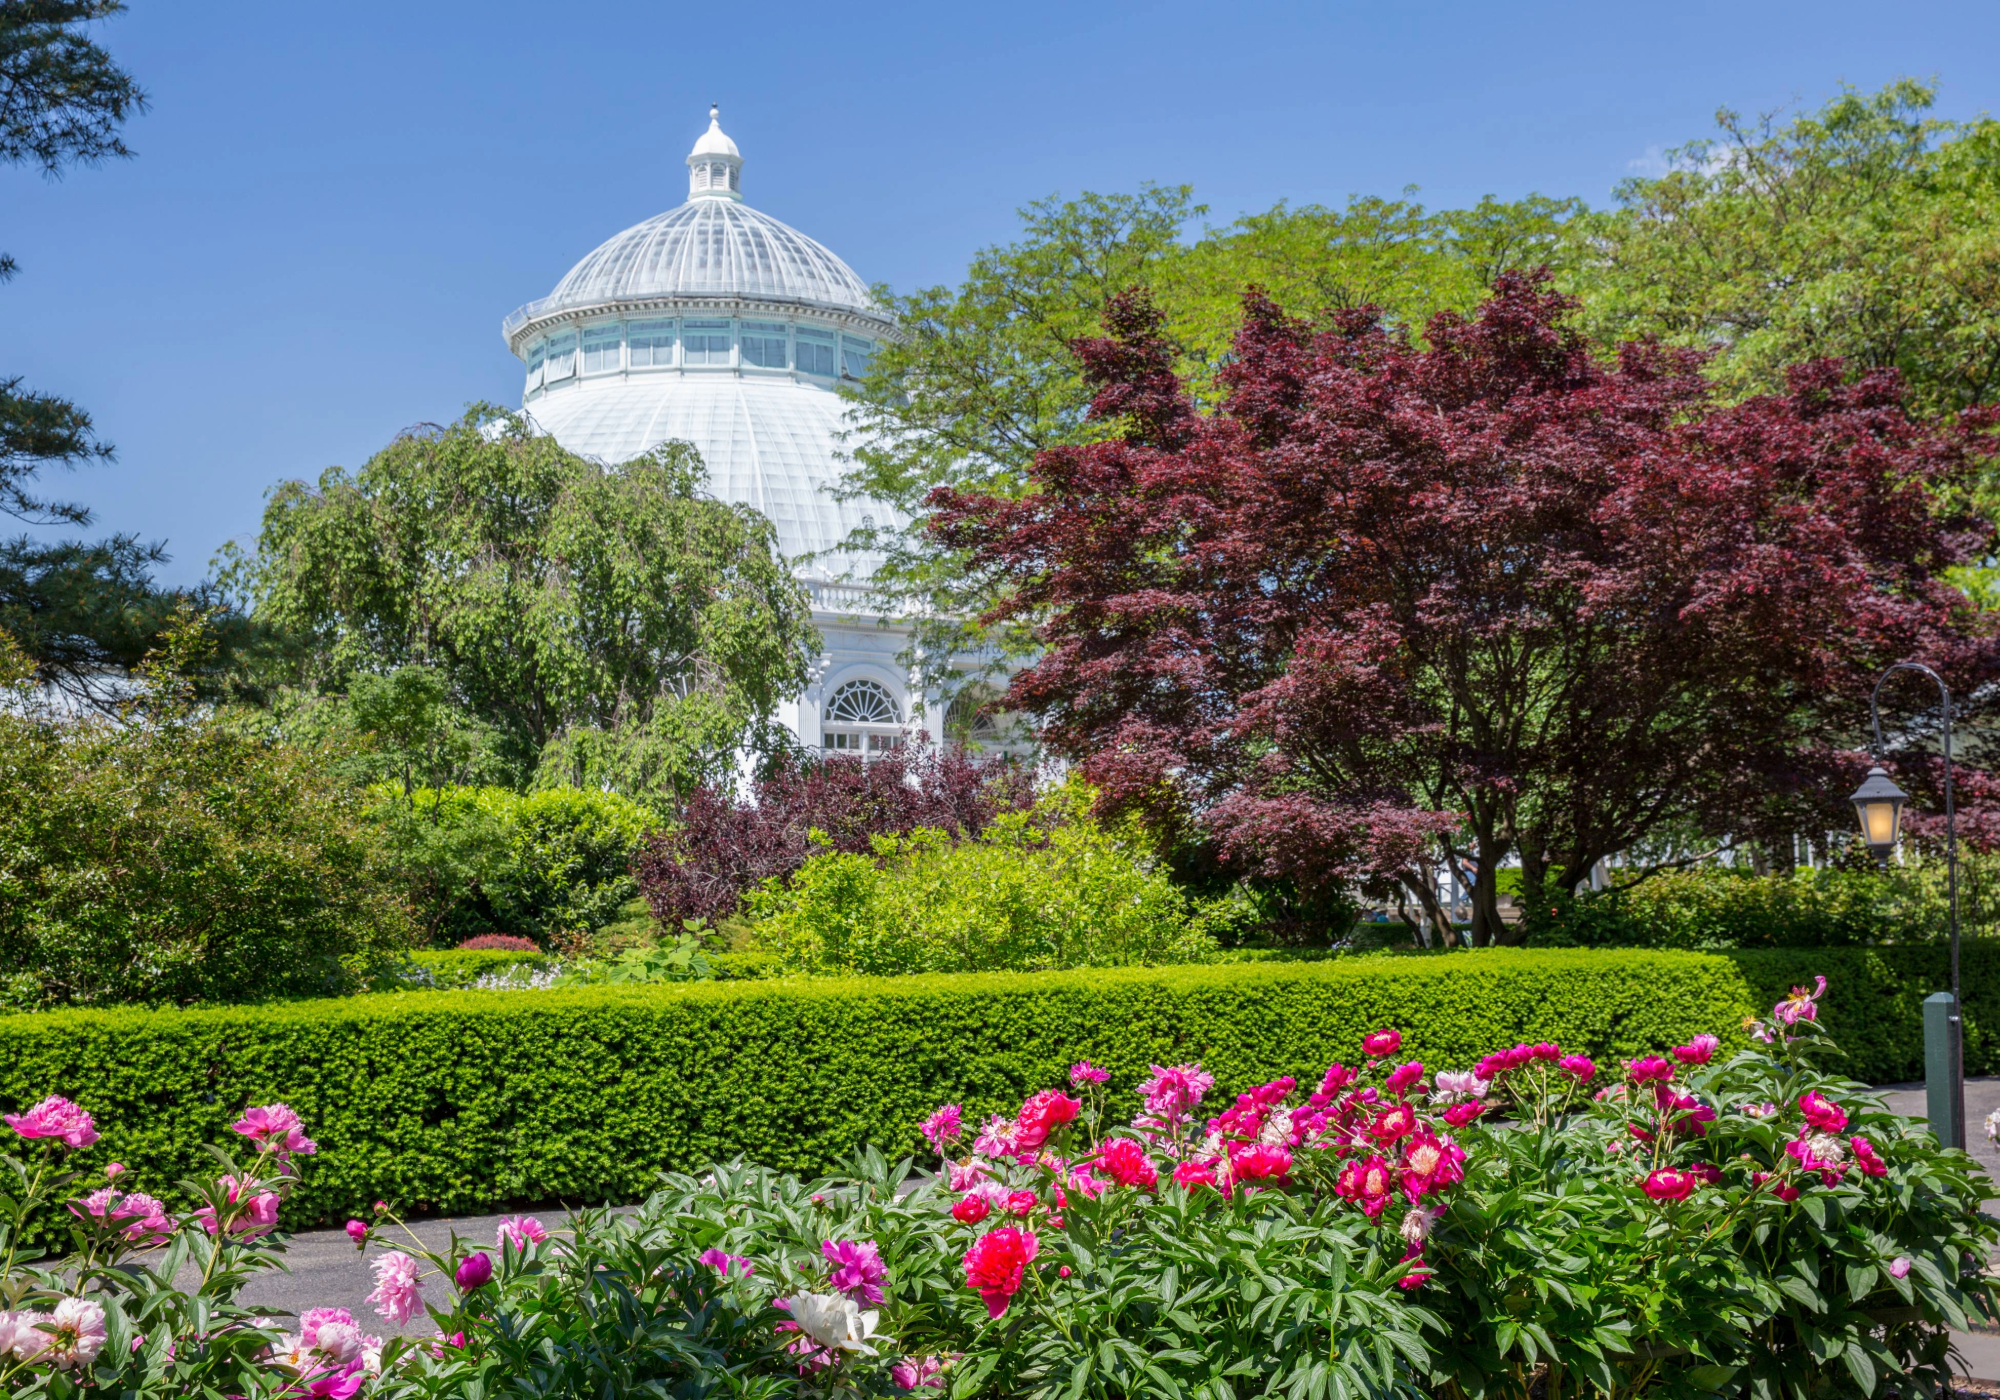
503 109 950 755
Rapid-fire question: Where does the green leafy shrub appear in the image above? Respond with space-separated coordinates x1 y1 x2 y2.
745 787 1217 974
1526 864 1943 949
369 785 659 947
0 620 413 1008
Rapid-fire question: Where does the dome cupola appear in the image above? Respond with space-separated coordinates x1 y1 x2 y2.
687 105 743 201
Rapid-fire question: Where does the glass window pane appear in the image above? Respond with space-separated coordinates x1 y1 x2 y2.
743 334 786 368
526 339 545 388
581 324 622 374
842 337 873 380
627 319 674 368
544 330 577 383
796 330 835 376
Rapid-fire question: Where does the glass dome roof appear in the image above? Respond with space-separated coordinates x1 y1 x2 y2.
535 198 877 320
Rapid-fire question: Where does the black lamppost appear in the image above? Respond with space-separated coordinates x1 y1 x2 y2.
1850 661 1961 1148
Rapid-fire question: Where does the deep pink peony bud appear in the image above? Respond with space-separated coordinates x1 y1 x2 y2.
104 1162 126 1180
345 1219 369 1246
455 1251 493 1290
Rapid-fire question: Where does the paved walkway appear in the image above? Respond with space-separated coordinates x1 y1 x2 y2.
239 1080 2000 1374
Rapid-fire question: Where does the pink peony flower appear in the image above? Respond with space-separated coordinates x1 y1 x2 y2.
1430 1070 1488 1103
1772 976 1827 1027
1799 1091 1848 1134
1094 1137 1159 1190
1337 1155 1395 1218
1384 1061 1424 1097
1671 1034 1721 1066
698 1247 754 1278
496 1215 548 1250
1642 1168 1696 1202
1850 1136 1889 1177
1625 1057 1674 1084
367 1250 425 1325
1751 1170 1802 1203
71 1186 174 1244
919 1104 964 1151
1315 1063 1357 1101
1740 1101 1779 1117
971 1114 1018 1159
194 1175 279 1238
1171 1159 1218 1191
1362 1029 1403 1058
1013 1090 1081 1151
1003 1189 1038 1218
951 1192 990 1225
1558 1054 1597 1083
5 1096 97 1150
1395 1241 1432 1291
1889 1256 1912 1279
1069 1061 1110 1086
1228 1143 1292 1183
345 1219 369 1246
231 1103 316 1157
962 1227 1038 1318
822 1238 886 1305
1442 1100 1486 1127
892 1356 947 1390
39 1297 107 1370
103 1162 125 1180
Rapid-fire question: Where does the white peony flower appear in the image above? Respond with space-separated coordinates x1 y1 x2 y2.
1431 1071 1490 1105
787 1291 884 1356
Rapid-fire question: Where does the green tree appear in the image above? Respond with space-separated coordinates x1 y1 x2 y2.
1567 80 2000 418
0 611 414 1006
229 411 820 799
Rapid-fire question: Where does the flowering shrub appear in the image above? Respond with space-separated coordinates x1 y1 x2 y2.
1 973 1989 1398
745 782 1220 974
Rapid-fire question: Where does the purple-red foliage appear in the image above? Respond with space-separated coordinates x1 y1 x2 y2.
633 743 1037 928
930 272 2000 943
458 934 539 952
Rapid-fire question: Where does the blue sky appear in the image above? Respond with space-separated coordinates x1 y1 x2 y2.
6 0 2000 586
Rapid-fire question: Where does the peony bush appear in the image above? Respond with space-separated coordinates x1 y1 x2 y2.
0 974 1991 1397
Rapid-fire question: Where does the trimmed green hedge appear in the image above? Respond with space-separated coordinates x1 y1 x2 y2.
0 947 1972 1226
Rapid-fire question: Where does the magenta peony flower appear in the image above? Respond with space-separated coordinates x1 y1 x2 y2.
1395 1241 1432 1291
1400 1132 1466 1202
1337 1155 1395 1218
231 1103 316 1158
1094 1137 1158 1190
1003 1189 1038 1218
822 1238 886 1305
1369 1104 1417 1144
1625 1056 1675 1084
1850 1135 1889 1177
919 1104 963 1151
496 1215 548 1250
1384 1061 1424 1097
1229 1143 1292 1184
1558 1054 1596 1082
698 1247 754 1278
1751 1169 1802 1202
1172 1159 1218 1191
892 1356 947 1390
1671 1034 1721 1066
345 1220 369 1246
951 1192 990 1225
367 1251 425 1325
1442 1100 1486 1127
1798 1091 1848 1134
1012 1090 1082 1151
1068 1061 1110 1087
962 1227 1038 1318
5 1096 97 1150
1642 1168 1696 1203
194 1175 279 1238
1362 1029 1403 1058
455 1252 493 1290
1787 1131 1850 1184
971 1113 1017 1159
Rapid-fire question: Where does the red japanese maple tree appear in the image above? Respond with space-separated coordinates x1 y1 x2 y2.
931 273 1999 945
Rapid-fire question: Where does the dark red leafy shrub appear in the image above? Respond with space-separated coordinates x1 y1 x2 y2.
931 273 2000 947
634 744 1036 928
457 933 539 952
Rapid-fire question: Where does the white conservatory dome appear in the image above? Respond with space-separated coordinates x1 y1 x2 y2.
502 107 897 576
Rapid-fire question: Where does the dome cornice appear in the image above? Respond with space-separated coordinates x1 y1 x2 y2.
503 291 895 353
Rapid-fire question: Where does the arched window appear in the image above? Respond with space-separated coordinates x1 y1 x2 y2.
823 679 903 757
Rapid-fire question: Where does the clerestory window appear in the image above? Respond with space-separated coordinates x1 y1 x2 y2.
741 320 789 369
682 320 732 366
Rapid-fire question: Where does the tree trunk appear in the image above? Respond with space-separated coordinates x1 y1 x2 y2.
1471 846 1511 947
1399 869 1455 949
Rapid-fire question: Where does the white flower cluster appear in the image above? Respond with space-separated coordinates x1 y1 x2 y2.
472 963 566 991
